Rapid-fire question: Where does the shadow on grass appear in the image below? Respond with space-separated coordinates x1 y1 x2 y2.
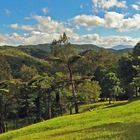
48 122 140 140
83 121 140 140
129 97 140 102
106 97 140 109
105 101 129 109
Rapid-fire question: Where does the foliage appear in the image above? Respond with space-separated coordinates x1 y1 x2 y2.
133 42 140 57
77 80 101 102
101 72 123 103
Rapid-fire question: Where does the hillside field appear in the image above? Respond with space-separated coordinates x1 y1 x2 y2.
0 99 140 140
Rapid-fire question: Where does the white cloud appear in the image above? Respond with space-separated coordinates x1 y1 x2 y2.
104 12 140 32
31 15 74 35
42 7 49 14
0 14 139 48
10 24 34 31
71 15 105 27
0 33 26 46
92 0 127 12
72 12 140 32
10 15 75 36
72 34 140 48
7 15 76 45
0 31 139 49
104 12 124 29
132 4 140 11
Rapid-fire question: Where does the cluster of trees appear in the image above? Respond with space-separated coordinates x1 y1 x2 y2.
0 33 140 133
118 42 140 98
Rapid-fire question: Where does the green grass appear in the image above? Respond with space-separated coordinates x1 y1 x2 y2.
0 46 50 67
0 99 140 140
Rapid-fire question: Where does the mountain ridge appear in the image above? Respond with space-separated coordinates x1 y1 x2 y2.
0 43 133 59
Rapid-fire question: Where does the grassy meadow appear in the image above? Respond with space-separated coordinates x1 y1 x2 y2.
0 99 140 140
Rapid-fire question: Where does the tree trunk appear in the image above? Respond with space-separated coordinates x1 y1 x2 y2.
67 64 79 114
48 92 52 119
135 87 138 97
0 97 6 133
57 92 63 116
109 94 112 104
0 117 6 133
36 95 41 122
69 102 72 115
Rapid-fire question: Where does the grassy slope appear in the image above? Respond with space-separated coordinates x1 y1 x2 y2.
0 99 140 140
0 46 49 65
0 46 50 76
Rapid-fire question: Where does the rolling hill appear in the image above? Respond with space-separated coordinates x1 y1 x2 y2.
0 99 139 140
17 43 133 59
112 45 133 50
0 46 50 77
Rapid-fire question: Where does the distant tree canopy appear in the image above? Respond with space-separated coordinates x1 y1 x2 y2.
20 64 38 82
0 58 12 81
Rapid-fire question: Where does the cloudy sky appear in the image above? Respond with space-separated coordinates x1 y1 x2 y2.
0 0 140 48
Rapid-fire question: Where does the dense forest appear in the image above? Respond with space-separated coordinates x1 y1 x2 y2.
0 33 140 133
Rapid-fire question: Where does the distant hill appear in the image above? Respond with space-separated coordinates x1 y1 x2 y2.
116 48 133 54
17 43 133 59
0 46 50 77
18 44 101 58
19 44 51 59
74 44 101 51
1 43 127 78
0 44 134 65
112 45 133 50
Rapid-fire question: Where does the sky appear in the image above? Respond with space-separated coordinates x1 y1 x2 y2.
0 0 140 48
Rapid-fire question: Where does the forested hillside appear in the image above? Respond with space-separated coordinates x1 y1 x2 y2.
18 43 131 58
0 33 140 135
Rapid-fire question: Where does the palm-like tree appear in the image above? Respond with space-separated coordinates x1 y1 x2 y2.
0 79 21 133
50 33 81 114
27 73 67 119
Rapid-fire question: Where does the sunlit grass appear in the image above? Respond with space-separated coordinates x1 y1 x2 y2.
0 99 140 140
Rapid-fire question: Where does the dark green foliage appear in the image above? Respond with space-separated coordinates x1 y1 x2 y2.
0 58 12 81
77 80 101 102
101 72 123 103
133 42 140 57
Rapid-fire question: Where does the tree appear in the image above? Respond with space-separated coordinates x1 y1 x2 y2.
133 42 140 57
94 65 107 84
77 80 101 103
102 72 123 103
75 49 119 76
129 42 140 97
0 79 21 133
26 73 53 120
50 33 81 114
130 77 140 97
27 72 68 120
0 58 12 81
20 65 38 82
118 54 137 98
0 87 9 133
130 64 140 97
